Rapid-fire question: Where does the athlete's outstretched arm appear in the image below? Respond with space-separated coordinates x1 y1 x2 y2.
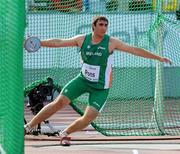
111 37 172 64
40 35 84 48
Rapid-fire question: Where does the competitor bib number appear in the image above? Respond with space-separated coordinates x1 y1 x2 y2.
82 63 100 82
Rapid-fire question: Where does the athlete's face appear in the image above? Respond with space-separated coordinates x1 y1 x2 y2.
93 20 108 37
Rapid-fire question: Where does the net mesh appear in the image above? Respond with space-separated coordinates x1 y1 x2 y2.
0 0 25 153
24 0 180 136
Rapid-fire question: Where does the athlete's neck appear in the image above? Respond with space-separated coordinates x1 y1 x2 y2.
91 33 104 44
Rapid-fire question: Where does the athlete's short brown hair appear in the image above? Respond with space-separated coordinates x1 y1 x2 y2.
92 16 109 31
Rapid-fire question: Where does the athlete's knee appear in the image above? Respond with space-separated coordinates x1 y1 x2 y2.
53 94 70 108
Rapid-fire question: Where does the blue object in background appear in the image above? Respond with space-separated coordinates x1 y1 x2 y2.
84 0 89 12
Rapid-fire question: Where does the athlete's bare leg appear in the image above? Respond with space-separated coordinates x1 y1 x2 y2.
62 106 99 135
26 94 70 129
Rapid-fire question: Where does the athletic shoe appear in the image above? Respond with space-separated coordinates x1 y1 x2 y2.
60 136 71 146
24 124 31 136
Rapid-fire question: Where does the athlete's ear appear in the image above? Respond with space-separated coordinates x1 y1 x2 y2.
92 24 95 31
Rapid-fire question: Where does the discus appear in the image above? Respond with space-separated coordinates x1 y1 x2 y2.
24 37 41 52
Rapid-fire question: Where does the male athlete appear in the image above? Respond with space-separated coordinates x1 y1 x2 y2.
24 16 172 146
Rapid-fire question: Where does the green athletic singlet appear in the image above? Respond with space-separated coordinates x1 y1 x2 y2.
80 33 113 89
